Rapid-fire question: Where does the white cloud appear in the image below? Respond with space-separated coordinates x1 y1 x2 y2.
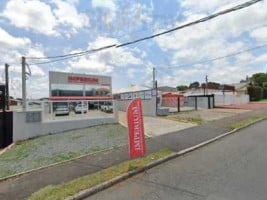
52 0 90 31
91 0 116 11
254 53 267 63
154 0 267 84
28 65 45 77
0 26 48 97
88 36 142 67
65 36 143 76
27 76 49 98
127 68 136 79
1 0 90 36
2 0 58 36
250 26 267 43
0 28 31 49
67 57 114 74
180 0 252 13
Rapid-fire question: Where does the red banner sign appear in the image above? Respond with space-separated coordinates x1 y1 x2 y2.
127 98 146 158
68 76 98 84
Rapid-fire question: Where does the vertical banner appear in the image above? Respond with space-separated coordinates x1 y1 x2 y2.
127 98 146 158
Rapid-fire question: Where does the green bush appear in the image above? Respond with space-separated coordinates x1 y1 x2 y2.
247 86 263 101
263 88 267 99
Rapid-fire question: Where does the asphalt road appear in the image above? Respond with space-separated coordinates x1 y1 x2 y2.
88 119 267 200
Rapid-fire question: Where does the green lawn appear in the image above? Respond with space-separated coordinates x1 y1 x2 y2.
259 99 267 102
0 124 128 179
28 148 172 200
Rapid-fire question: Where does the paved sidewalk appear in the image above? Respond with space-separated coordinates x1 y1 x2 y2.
0 108 267 200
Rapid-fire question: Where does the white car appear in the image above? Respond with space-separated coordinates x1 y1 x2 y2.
55 105 70 116
74 104 87 114
100 103 113 113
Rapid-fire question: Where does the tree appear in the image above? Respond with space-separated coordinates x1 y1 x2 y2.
176 85 189 91
251 73 267 87
189 81 200 89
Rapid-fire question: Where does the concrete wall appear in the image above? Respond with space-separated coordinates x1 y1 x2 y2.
214 94 249 106
13 111 117 142
116 98 156 116
186 96 214 109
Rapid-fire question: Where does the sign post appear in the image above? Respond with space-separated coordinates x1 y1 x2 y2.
127 98 146 158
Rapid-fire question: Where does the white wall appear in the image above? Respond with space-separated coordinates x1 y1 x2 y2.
116 98 156 116
186 96 214 109
13 111 117 142
215 94 249 106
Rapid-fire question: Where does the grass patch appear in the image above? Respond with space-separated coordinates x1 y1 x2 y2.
27 148 172 200
165 116 202 124
229 115 266 130
0 141 36 161
259 99 267 102
0 124 127 179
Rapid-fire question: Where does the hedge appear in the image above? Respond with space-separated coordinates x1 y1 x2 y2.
247 86 263 101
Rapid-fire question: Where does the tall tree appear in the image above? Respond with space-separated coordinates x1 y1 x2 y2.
176 85 189 91
189 81 200 89
251 73 267 87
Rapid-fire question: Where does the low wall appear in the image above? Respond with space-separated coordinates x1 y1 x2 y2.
215 94 249 106
13 111 117 142
116 98 156 116
186 96 214 109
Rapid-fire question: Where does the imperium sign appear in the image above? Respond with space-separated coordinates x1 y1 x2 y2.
68 76 99 84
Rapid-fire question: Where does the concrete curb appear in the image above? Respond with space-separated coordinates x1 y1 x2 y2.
66 117 267 200
0 143 15 156
0 144 126 182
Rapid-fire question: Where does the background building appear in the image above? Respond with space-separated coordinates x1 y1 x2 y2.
49 71 112 100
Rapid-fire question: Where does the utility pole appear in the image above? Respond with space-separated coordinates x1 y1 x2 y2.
205 75 208 96
22 56 26 111
5 63 9 110
153 67 156 89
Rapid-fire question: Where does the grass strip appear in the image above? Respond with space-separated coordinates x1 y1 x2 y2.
165 116 202 124
229 115 266 130
28 148 172 200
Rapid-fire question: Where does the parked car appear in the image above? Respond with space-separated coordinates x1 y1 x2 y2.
55 105 70 116
100 102 113 113
74 104 87 114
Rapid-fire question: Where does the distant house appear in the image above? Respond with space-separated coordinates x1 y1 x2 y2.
231 82 250 95
157 86 177 93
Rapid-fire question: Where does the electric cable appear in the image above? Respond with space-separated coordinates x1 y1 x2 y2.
116 0 262 47
25 0 262 65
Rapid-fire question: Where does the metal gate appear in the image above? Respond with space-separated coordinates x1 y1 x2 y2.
0 84 13 148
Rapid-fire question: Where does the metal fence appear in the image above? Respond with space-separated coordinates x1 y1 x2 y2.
161 95 215 113
25 99 115 121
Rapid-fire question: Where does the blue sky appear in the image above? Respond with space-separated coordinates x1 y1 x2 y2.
0 0 267 98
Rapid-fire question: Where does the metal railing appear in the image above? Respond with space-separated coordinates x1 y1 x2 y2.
24 99 115 121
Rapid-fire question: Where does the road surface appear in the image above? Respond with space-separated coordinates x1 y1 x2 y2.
88 119 267 200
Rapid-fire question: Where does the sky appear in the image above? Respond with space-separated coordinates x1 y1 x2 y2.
0 0 267 98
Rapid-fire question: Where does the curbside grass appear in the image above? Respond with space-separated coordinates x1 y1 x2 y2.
27 148 172 200
229 115 267 130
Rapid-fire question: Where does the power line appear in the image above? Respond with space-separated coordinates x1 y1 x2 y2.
26 0 262 65
27 44 116 60
116 0 263 47
27 44 116 65
162 42 267 69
